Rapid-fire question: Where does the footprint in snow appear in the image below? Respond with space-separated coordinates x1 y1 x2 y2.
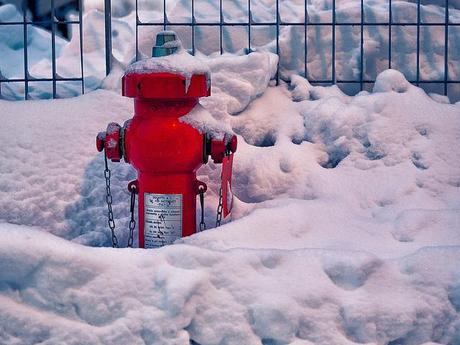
411 151 429 170
323 259 382 291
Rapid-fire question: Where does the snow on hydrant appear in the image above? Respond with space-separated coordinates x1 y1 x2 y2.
96 31 237 248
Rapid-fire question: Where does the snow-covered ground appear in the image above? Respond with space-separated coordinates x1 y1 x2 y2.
1 0 460 101
1 46 460 343
1 0 460 344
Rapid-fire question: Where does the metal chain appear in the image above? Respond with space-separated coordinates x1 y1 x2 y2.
199 187 206 231
103 152 137 248
215 186 223 227
128 185 136 247
104 152 118 248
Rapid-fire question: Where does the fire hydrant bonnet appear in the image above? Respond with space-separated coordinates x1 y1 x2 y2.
124 31 211 99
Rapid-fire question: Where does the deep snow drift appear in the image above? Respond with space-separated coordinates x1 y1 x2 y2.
1 50 460 343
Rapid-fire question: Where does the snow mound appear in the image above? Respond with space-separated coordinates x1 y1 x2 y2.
373 69 411 93
179 104 233 139
201 52 278 116
1 224 459 345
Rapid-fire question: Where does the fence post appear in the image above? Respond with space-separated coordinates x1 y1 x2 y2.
105 0 112 76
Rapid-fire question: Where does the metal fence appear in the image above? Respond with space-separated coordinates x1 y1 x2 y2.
133 0 459 100
1 0 460 100
0 0 84 100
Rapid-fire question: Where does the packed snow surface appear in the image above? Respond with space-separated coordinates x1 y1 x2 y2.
1 49 460 344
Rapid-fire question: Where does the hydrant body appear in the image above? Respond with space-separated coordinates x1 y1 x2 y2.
123 73 209 248
97 31 236 248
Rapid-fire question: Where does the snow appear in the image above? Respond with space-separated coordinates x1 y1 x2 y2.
1 1 460 344
1 225 460 344
373 69 411 93
0 4 68 99
179 104 232 139
181 52 278 137
1 58 460 343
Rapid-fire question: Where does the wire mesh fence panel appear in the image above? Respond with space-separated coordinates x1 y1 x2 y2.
0 0 84 100
134 0 459 101
1 0 459 101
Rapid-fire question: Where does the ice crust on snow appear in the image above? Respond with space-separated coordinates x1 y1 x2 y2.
1 62 460 344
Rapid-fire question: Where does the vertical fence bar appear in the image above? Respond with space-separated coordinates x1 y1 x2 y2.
444 0 449 96
79 0 84 94
360 0 364 91
104 0 112 75
332 0 336 83
276 0 280 84
22 0 29 99
416 0 420 86
219 0 223 54
389 0 392 69
135 0 139 61
191 0 195 54
51 0 57 98
304 0 307 78
163 0 167 29
248 0 251 52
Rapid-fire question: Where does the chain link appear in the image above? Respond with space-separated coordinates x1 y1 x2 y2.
104 153 118 248
199 187 206 231
215 186 223 227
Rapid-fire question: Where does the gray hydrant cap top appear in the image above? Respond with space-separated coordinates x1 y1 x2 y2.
152 31 181 57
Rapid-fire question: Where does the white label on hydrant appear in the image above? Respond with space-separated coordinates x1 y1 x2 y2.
144 193 182 248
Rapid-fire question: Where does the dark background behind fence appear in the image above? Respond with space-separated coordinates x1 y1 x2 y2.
1 0 459 101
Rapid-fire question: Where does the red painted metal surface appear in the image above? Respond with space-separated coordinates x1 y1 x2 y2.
221 153 234 217
124 98 205 247
122 71 210 248
96 61 237 248
123 72 210 99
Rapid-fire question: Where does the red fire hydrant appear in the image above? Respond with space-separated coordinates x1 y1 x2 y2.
96 31 237 248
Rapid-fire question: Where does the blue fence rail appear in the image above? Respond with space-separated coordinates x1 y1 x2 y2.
1 0 459 101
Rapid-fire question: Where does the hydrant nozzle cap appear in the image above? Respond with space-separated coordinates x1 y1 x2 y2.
152 31 181 57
